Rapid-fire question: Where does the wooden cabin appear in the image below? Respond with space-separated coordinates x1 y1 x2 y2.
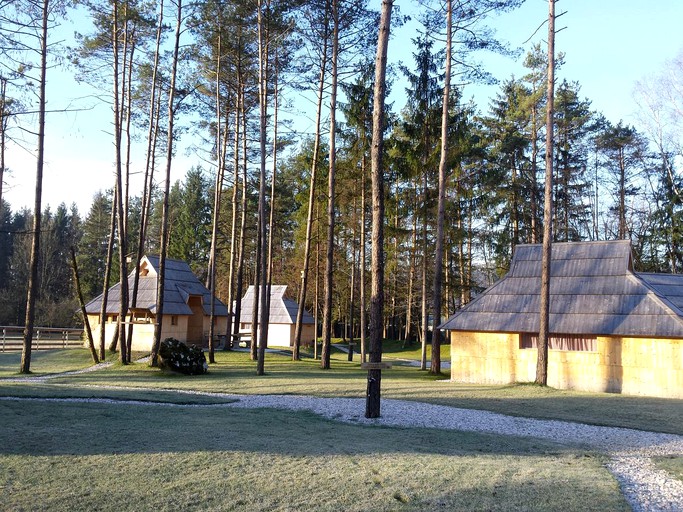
440 240 683 399
238 285 316 348
84 256 229 352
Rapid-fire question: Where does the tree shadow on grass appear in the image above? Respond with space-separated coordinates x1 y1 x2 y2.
0 397 580 459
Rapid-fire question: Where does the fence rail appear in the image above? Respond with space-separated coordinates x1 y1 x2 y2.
0 326 84 352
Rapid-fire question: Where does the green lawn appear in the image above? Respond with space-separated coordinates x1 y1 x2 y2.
0 396 627 511
364 337 451 361
3 347 681 510
0 348 96 377
655 456 683 481
1 347 681 434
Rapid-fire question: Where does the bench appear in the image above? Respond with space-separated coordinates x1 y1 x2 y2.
230 332 252 349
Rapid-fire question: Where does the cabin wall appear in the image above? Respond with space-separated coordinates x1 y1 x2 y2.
298 323 316 346
450 331 683 399
86 314 189 352
239 322 315 348
202 315 229 340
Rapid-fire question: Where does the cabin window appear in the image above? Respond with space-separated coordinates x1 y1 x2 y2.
241 323 249 329
520 333 596 352
109 315 118 323
171 315 178 326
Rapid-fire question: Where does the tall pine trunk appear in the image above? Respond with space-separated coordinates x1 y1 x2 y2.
0 78 6 222
128 0 163 357
102 187 117 356
266 48 280 315
225 90 241 350
359 154 367 362
430 0 453 376
112 0 129 365
256 0 270 375
150 0 183 367
321 0 339 370
233 89 248 348
403 185 417 345
20 0 49 374
348 198 357 360
226 37 246 351
536 0 555 385
419 165 428 370
365 0 392 419
207 32 229 363
293 19 328 360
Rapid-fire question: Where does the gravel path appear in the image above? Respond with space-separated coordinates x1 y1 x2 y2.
3 369 682 511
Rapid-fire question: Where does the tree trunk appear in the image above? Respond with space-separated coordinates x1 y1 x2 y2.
321 0 339 370
430 0 452 376
207 37 229 363
294 21 328 361
127 0 163 361
112 0 129 366
618 148 627 239
256 0 270 375
103 187 117 355
122 31 137 364
403 187 417 345
530 102 539 243
226 43 246 352
348 199 356 361
314 200 321 359
151 0 183 367
264 48 281 360
0 78 6 219
359 154 367 362
71 247 98 363
536 0 555 386
365 0 392 419
20 0 49 374
232 89 248 349
391 187 398 340
266 48 280 315
419 162 428 370
225 94 241 351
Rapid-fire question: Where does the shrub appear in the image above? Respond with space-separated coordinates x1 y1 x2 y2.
158 337 208 375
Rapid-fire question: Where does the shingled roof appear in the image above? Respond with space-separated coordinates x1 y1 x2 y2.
440 240 683 338
84 255 229 317
239 285 315 325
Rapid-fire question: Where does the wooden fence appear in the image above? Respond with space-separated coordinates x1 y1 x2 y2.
0 326 84 352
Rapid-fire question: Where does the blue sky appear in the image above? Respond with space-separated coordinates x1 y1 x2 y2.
4 0 683 214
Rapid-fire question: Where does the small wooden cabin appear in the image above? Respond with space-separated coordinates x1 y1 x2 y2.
84 255 229 352
238 285 316 348
440 240 683 399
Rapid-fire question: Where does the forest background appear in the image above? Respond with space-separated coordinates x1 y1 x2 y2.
1 0 683 352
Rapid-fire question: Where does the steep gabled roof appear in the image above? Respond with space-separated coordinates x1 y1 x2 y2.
239 285 315 325
440 240 683 338
84 256 229 317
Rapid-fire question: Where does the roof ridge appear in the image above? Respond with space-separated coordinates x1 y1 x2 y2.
631 272 683 321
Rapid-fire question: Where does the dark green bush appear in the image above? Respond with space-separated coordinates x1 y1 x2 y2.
158 337 208 375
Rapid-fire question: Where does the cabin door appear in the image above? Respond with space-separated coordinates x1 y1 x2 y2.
186 295 204 344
